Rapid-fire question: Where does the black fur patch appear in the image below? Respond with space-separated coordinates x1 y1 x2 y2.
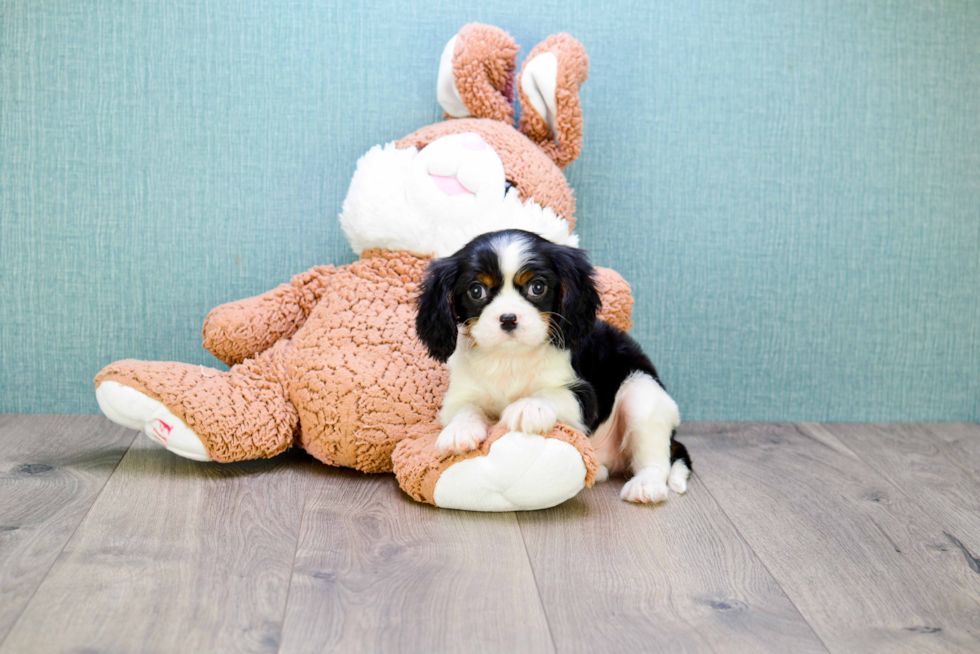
414 255 462 363
571 320 662 432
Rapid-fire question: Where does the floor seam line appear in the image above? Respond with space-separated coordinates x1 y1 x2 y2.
274 457 314 654
516 513 561 654
690 457 835 654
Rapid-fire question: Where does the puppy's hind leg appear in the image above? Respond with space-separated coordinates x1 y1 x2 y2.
618 373 681 504
668 437 692 494
590 404 623 484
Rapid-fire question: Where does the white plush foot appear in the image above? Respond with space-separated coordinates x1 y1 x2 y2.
594 464 610 483
500 398 558 435
621 466 670 504
95 381 211 461
668 459 691 494
436 415 488 454
433 432 587 511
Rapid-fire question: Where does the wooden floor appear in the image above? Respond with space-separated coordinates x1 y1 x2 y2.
1 416 979 653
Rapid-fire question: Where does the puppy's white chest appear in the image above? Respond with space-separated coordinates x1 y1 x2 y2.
485 361 544 410
450 347 575 418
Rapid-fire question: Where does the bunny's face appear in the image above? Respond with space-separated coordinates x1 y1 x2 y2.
340 25 590 258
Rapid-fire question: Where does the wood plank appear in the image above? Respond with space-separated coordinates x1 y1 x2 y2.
0 434 310 654
0 414 135 646
916 422 980 479
277 467 555 654
517 474 829 654
818 423 980 559
684 422 980 654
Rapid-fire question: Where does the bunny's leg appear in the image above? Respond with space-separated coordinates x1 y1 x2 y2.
392 422 598 511
95 340 298 462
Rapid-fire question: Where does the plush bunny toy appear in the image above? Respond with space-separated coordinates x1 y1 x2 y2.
94 23 637 511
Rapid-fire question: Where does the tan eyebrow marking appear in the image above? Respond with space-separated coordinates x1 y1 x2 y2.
515 270 535 287
476 273 498 288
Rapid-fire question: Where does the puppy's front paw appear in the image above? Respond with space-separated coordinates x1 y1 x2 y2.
436 418 488 455
500 398 558 435
621 467 670 504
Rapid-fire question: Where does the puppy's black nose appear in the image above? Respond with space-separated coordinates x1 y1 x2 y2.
499 314 518 332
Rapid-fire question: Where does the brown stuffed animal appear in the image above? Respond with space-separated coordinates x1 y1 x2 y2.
94 24 636 511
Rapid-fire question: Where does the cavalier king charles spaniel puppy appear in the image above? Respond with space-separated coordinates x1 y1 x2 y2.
415 229 691 504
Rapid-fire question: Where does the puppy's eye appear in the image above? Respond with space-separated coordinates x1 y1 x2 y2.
527 280 547 297
468 283 487 301
504 180 516 194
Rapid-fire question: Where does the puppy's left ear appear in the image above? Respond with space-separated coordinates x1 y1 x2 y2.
415 257 460 363
552 245 601 349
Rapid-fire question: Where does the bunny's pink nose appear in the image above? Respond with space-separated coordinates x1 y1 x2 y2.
430 175 474 196
461 133 486 151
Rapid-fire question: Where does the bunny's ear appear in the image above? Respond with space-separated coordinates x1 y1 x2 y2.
517 34 589 169
436 24 520 124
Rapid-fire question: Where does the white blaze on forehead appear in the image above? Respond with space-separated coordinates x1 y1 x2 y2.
494 233 531 289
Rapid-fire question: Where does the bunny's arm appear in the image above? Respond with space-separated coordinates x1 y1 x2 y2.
202 265 340 366
594 267 634 332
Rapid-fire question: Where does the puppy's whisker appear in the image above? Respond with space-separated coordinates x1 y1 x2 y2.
556 329 567 349
548 322 567 350
543 315 568 345
458 317 480 344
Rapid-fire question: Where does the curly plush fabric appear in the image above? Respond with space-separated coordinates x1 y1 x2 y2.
517 34 589 169
287 250 446 473
449 23 520 124
595 267 634 332
202 283 309 367
95 343 298 463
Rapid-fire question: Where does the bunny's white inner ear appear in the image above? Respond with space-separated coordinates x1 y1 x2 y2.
521 52 558 137
437 35 472 118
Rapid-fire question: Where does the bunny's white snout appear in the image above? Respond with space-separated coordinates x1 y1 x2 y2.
339 131 578 258
409 132 507 209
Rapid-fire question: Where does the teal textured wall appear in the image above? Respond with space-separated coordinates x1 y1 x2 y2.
2 1 978 420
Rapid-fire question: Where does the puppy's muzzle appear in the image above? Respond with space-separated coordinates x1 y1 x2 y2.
499 314 518 333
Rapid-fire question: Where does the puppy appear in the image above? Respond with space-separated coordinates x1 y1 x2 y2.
415 229 691 504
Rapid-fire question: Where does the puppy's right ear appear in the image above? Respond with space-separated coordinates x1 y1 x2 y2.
551 244 601 349
415 257 460 363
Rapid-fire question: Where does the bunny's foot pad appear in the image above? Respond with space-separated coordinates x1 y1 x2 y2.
392 422 597 511
96 380 211 461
